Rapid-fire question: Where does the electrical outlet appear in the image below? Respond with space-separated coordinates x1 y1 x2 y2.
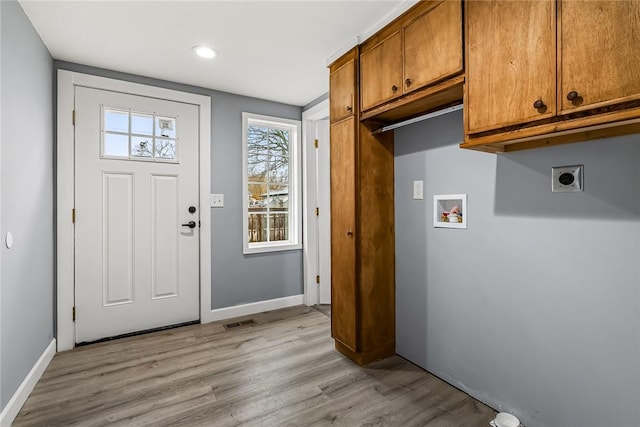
552 165 583 192
211 193 224 207
413 180 424 200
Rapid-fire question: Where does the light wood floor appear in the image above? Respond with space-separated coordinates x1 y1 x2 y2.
14 305 495 426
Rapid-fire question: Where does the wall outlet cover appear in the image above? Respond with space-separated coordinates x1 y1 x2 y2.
552 165 583 192
211 193 224 207
413 180 424 200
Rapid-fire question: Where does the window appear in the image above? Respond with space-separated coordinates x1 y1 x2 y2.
242 113 302 254
102 107 178 162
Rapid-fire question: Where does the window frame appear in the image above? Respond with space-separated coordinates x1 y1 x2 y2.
100 106 179 163
242 112 302 254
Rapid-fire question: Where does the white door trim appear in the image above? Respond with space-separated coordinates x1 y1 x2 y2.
301 98 329 306
57 70 212 351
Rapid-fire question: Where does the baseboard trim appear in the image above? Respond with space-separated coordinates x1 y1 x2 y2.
209 294 304 322
0 338 56 427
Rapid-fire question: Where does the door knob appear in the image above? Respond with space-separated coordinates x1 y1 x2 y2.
346 230 354 237
533 99 545 109
405 78 412 87
567 91 579 101
391 85 398 93
182 221 197 229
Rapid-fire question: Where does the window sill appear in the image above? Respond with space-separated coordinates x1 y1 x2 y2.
243 242 302 255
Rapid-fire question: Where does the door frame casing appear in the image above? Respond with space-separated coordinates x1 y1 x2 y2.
301 98 329 306
57 70 212 351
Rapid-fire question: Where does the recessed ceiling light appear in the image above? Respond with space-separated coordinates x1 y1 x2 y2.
193 45 217 59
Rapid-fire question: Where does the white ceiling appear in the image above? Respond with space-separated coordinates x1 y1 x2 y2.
20 0 414 107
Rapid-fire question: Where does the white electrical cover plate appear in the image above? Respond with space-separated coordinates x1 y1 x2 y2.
210 193 224 207
552 165 583 192
413 180 424 200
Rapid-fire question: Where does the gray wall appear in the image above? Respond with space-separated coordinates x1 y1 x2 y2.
1 0 55 410
54 61 304 310
303 92 328 112
394 109 640 427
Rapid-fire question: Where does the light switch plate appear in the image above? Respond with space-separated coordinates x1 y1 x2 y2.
413 180 424 200
211 193 224 207
552 165 583 192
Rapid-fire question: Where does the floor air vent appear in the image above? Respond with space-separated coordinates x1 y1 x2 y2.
223 319 255 330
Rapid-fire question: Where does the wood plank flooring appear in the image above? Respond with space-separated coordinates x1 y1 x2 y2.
14 305 495 426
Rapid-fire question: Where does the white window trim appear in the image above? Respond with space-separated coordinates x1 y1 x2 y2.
242 112 302 254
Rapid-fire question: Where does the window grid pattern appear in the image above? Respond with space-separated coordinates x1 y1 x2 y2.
102 107 178 162
247 125 290 244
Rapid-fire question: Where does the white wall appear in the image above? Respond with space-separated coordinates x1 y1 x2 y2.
394 110 640 427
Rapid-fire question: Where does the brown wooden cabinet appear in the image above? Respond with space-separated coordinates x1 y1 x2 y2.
559 1 640 114
465 0 556 134
464 0 640 152
403 0 463 96
360 31 402 111
360 0 463 115
329 57 356 123
329 48 395 366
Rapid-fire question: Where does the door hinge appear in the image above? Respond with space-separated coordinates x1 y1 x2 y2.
72 306 76 322
72 110 76 126
72 208 76 223
316 275 320 284
315 207 319 216
314 139 318 148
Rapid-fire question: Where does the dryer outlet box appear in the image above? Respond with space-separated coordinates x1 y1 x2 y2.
552 165 583 192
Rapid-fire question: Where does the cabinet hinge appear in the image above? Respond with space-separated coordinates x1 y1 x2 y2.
316 275 320 284
72 110 76 126
72 208 76 223
314 139 318 148
315 207 319 216
72 306 76 322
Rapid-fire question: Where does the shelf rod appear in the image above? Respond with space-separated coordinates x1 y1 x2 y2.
371 103 463 135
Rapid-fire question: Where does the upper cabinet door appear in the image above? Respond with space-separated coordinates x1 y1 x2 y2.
330 58 356 123
360 31 403 111
403 0 463 95
466 0 556 134
559 1 640 114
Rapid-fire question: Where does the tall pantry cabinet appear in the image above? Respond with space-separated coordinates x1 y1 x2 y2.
329 48 395 365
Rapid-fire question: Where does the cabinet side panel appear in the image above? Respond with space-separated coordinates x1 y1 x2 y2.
330 118 358 349
357 124 395 352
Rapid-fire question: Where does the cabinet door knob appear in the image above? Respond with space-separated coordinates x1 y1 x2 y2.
391 85 398 93
567 91 579 101
346 105 352 111
533 99 545 109
346 230 354 237
405 78 412 87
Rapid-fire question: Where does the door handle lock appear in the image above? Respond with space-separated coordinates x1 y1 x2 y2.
182 221 197 229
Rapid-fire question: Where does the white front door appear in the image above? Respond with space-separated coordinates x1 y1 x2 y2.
74 86 200 343
316 119 332 304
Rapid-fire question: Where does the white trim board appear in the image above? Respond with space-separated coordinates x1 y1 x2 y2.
325 0 419 66
0 339 56 427
301 99 329 306
57 70 213 351
209 295 304 322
